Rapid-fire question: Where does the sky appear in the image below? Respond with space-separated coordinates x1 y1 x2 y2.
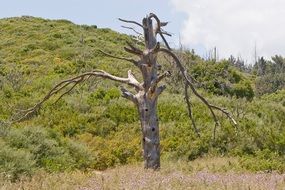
1 0 285 64
171 0 285 63
0 0 187 48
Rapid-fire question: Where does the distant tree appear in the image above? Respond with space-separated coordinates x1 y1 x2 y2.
256 57 267 76
253 55 285 95
272 55 285 73
228 55 250 73
255 73 285 96
15 14 236 169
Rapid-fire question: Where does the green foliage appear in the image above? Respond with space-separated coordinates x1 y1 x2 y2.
253 55 285 96
0 141 35 181
188 60 254 100
87 87 121 104
1 16 285 181
255 73 285 96
104 101 138 124
0 126 96 180
232 80 254 100
64 139 94 170
240 149 285 172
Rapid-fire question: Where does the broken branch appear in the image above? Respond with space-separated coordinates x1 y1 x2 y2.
154 85 166 97
185 83 200 137
99 50 138 65
120 86 137 104
149 71 171 93
121 25 142 36
161 29 172 37
118 18 144 28
149 42 160 54
159 33 171 50
124 42 143 56
53 77 84 104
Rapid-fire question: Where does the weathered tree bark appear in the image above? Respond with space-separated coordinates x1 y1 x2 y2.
137 92 160 169
133 16 162 169
15 13 237 170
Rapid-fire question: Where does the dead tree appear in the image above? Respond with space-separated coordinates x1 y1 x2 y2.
15 13 236 170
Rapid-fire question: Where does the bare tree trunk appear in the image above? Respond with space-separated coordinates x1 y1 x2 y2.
137 16 161 169
138 93 160 169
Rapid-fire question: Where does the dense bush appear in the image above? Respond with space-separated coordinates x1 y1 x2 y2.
1 126 95 174
255 73 285 96
186 60 254 100
0 141 35 181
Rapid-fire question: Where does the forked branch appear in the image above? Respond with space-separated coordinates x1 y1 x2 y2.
15 69 142 122
149 13 169 34
159 48 237 139
210 105 238 126
149 13 161 33
53 76 85 104
149 13 171 50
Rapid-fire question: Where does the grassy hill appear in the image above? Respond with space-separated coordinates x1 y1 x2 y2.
0 16 285 183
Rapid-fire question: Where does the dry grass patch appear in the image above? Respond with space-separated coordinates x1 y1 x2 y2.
79 157 285 190
0 170 92 190
2 157 285 190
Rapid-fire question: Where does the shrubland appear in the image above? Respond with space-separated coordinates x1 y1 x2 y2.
0 16 285 182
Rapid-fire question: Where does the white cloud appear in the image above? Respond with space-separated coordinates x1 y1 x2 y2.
170 0 285 63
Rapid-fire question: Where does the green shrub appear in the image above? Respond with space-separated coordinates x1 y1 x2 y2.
87 87 121 105
240 149 285 172
232 80 254 100
104 100 137 124
64 139 94 170
189 60 254 99
0 141 35 181
1 126 96 178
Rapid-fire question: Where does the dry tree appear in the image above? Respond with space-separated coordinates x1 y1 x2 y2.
15 13 236 169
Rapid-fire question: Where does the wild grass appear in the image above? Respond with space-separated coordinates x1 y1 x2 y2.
0 170 91 190
80 157 285 190
2 157 285 190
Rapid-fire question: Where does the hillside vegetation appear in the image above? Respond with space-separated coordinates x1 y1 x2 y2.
0 16 285 182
